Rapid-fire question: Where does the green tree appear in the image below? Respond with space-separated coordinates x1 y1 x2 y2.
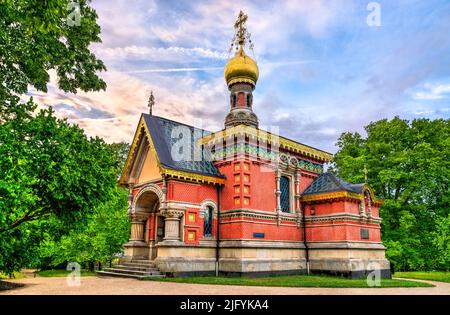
40 187 130 270
0 0 109 276
332 117 450 271
111 142 130 178
1 0 106 115
431 215 450 270
0 104 120 275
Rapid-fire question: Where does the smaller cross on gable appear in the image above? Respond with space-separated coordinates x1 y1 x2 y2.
364 164 368 184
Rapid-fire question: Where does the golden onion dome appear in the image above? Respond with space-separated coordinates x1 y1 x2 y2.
224 47 259 88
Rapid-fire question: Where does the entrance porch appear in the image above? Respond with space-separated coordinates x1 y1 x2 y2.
123 184 185 261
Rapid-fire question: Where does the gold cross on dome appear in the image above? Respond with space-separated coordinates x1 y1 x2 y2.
148 91 155 115
234 10 248 45
229 10 254 55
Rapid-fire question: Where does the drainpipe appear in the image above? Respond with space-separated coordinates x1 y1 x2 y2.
215 184 221 277
302 201 310 275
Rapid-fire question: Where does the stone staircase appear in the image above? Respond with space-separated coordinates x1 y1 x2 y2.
96 259 165 280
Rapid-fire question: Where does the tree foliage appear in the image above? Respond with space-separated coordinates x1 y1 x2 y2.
0 101 122 274
0 0 106 115
0 0 116 276
39 187 130 270
332 117 450 271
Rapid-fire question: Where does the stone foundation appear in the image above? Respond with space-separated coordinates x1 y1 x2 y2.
218 240 307 276
154 240 308 276
307 242 391 278
123 241 150 260
154 243 217 276
124 240 391 278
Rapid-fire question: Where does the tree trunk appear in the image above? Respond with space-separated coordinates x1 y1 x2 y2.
88 261 94 272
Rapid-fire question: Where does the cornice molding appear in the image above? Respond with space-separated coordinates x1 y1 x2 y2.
219 208 381 225
200 125 333 162
301 191 362 203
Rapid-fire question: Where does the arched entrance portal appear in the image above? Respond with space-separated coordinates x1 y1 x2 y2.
124 184 164 260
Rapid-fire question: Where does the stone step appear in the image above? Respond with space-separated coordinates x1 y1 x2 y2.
113 265 159 272
96 271 165 280
97 259 164 280
122 262 157 268
103 268 162 276
130 260 155 264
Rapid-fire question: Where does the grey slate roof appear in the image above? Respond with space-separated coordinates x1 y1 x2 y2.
302 172 364 196
142 114 223 178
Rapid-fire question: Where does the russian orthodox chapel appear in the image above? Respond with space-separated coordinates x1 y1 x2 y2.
116 11 391 278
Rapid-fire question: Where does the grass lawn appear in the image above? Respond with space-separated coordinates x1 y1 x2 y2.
145 274 432 288
0 272 26 291
394 271 450 283
37 269 97 277
0 271 25 280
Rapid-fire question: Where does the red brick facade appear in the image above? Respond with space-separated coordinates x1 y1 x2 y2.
130 159 382 246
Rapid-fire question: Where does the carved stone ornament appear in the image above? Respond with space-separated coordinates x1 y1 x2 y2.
130 213 148 223
160 208 184 219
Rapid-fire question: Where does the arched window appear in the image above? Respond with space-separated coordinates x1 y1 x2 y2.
280 176 291 213
231 94 236 107
204 206 213 237
236 92 246 107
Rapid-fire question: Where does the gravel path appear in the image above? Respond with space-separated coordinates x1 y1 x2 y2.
1 276 449 295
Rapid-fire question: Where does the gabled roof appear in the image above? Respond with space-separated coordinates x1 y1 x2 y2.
142 114 223 178
302 172 364 196
119 114 224 185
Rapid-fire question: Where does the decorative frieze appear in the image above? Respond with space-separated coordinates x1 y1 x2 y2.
220 208 298 223
219 209 381 225
200 125 333 163
301 191 363 203
210 144 324 174
304 212 382 224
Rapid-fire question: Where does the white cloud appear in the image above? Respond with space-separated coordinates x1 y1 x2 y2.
28 68 228 143
411 83 450 100
139 0 348 55
23 0 449 152
95 46 229 61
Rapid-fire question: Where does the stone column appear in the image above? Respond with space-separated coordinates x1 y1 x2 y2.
294 169 302 227
129 214 147 242
124 212 150 260
161 209 184 243
275 169 282 225
366 192 372 219
359 200 367 218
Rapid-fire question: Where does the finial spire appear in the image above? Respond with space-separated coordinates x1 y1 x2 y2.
148 91 155 115
364 164 368 184
229 10 254 55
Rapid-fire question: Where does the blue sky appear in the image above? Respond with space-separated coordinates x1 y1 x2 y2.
31 0 450 153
